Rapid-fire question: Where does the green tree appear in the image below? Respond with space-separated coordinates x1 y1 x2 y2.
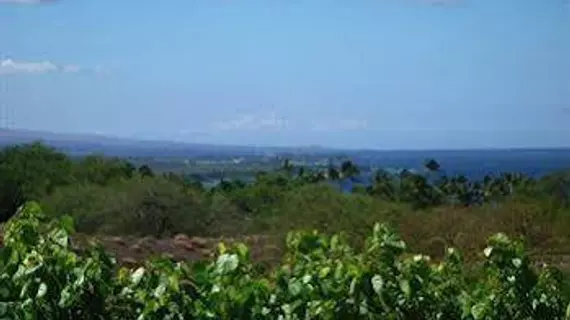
41 177 211 237
74 155 134 185
137 164 155 178
424 158 441 172
340 160 360 181
0 142 74 221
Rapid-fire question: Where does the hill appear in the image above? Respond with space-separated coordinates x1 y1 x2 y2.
0 128 334 158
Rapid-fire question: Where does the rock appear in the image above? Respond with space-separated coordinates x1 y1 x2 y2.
173 234 190 242
109 236 126 246
135 236 154 249
200 249 212 257
172 234 195 251
122 257 137 266
190 237 208 248
175 240 194 251
131 244 143 253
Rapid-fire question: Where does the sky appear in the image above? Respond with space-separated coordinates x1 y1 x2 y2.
0 0 569 150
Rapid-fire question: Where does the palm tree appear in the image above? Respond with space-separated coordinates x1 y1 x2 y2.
424 158 441 172
327 166 340 181
370 169 397 201
424 158 441 187
340 160 360 181
138 164 154 178
297 166 306 179
281 158 294 177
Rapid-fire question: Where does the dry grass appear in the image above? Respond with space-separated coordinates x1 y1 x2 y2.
3 199 570 272
397 201 570 266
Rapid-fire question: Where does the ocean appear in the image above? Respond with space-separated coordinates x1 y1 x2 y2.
346 148 570 180
200 148 570 189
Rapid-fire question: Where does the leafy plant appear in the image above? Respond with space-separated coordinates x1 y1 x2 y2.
1 202 570 319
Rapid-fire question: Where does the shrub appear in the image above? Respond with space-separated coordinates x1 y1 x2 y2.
40 177 210 237
0 142 74 222
1 202 569 319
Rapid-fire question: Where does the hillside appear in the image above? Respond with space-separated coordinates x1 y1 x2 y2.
0 128 334 158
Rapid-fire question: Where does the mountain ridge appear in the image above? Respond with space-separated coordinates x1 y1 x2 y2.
0 128 335 157
2 128 570 157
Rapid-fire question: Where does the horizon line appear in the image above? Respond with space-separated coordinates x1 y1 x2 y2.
2 127 570 154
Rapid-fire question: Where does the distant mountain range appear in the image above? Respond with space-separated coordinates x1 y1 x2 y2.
0 128 335 158
2 128 570 160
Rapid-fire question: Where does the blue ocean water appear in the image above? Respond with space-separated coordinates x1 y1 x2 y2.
322 149 570 193
346 148 570 180
201 148 570 190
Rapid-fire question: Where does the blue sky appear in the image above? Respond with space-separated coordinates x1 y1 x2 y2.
0 0 569 149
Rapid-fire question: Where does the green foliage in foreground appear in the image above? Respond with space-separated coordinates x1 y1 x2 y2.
2 203 570 320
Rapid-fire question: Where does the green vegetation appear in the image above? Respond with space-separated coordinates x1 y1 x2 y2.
1 142 569 241
1 142 570 318
1 202 570 319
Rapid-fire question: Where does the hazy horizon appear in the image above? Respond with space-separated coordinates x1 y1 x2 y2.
4 126 570 153
1 0 569 150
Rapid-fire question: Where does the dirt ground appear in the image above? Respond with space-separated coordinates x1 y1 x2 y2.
71 233 284 267
0 231 284 268
1 231 569 273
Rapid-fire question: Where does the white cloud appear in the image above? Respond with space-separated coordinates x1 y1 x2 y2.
0 0 55 4
0 58 91 75
211 113 289 131
0 59 58 74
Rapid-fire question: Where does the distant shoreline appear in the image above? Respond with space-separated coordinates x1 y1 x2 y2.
2 128 570 154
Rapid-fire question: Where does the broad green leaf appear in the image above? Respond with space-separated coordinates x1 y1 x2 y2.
131 267 146 285
216 253 239 274
371 275 384 295
399 279 411 298
318 267 331 278
512 258 522 268
471 303 487 319
49 229 69 247
59 215 76 234
36 283 47 298
236 243 249 260
288 279 302 296
58 288 73 308
154 283 167 298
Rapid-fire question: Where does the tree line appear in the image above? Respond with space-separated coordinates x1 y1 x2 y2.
0 141 569 244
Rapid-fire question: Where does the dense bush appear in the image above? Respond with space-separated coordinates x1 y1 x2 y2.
0 142 75 221
260 183 406 243
1 202 570 319
1 141 570 268
40 177 246 238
